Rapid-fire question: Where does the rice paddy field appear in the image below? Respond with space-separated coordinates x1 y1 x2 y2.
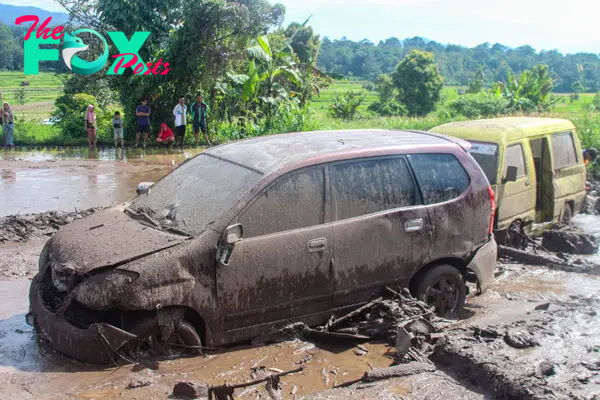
0 71 63 121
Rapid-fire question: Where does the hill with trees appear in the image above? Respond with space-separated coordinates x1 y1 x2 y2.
317 36 600 93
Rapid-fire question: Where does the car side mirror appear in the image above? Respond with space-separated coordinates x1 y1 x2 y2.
137 182 154 195
504 166 518 183
225 223 243 245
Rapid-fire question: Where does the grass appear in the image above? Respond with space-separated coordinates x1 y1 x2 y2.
0 71 64 121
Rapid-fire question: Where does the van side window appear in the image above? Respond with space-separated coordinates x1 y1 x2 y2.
552 132 578 169
331 157 419 221
409 153 470 205
504 144 527 179
238 167 325 238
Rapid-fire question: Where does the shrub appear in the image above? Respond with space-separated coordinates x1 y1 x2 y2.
368 100 407 116
448 92 509 118
329 91 365 121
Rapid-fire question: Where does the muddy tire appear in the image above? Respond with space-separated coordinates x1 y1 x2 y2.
173 321 203 356
415 264 466 320
561 203 573 225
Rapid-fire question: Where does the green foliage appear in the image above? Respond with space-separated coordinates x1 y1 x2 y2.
15 88 26 106
466 70 485 94
448 92 509 118
329 91 365 121
285 20 321 65
368 100 407 117
52 93 114 141
392 50 444 116
318 36 600 94
492 64 557 112
591 92 600 111
375 74 395 103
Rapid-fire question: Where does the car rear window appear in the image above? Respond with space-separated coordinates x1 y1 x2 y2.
409 153 470 204
331 156 419 221
552 132 578 169
238 166 325 238
467 141 498 185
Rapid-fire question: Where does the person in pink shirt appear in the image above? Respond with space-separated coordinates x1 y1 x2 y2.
84 104 97 149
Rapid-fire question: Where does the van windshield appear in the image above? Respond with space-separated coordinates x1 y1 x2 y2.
467 141 499 185
130 154 262 236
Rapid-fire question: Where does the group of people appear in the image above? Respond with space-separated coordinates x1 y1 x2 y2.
83 94 210 149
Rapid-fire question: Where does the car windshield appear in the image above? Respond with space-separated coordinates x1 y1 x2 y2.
130 153 262 235
467 141 499 185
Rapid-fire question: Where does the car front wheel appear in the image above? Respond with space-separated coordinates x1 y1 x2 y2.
415 264 466 319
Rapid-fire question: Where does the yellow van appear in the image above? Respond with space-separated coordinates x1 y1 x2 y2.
430 117 587 236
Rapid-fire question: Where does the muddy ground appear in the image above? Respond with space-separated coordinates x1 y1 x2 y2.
1 154 599 399
1 214 599 399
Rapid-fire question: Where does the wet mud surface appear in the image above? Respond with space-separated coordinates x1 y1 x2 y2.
0 148 202 216
1 151 600 398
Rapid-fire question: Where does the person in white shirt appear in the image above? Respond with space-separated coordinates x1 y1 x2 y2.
173 95 187 146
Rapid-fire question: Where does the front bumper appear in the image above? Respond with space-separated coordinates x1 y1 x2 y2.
467 236 497 293
28 276 137 365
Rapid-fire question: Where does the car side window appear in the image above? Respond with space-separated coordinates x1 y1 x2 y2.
552 132 578 169
331 157 419 221
504 144 527 179
238 166 325 238
409 153 470 205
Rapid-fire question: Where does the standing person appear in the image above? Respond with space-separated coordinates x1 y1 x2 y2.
173 95 187 146
84 104 97 149
112 111 124 148
2 102 14 148
191 94 211 146
135 97 151 148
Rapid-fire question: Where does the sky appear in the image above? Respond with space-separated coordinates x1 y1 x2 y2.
7 0 600 54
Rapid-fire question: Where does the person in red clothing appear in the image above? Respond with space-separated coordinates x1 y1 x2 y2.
156 123 175 145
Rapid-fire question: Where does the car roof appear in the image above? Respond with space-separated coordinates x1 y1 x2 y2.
205 129 463 174
430 117 575 145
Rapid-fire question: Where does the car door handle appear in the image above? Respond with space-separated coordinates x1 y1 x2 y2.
308 238 327 253
405 218 424 232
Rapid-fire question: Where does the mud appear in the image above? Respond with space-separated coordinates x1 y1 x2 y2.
0 148 202 216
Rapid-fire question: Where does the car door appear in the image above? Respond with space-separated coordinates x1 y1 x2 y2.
497 143 536 225
329 156 432 308
216 165 334 332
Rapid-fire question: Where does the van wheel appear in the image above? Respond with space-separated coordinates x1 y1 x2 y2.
415 265 466 319
561 203 573 225
169 321 203 356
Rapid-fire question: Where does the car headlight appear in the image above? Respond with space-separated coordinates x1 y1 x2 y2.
74 270 140 309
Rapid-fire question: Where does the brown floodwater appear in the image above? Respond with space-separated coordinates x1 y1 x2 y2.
0 148 204 216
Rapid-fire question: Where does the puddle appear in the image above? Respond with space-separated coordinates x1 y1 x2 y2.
0 148 204 216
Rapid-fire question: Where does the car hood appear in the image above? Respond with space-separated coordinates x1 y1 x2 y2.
48 208 187 276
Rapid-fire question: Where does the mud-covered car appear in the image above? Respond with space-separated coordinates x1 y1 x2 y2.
28 130 497 364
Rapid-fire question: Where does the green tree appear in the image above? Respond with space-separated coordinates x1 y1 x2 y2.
392 50 444 116
375 74 395 103
466 69 485 93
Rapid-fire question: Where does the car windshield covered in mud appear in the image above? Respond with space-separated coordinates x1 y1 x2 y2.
128 154 262 235
28 130 497 365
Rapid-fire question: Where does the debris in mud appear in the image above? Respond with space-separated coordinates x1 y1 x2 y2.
435 296 600 399
0 208 103 243
257 287 446 365
172 381 209 399
335 362 436 388
504 328 539 349
498 245 595 274
126 377 155 390
542 230 599 255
